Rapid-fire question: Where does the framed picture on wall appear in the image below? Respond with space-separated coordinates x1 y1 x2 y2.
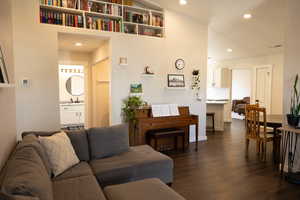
0 47 9 84
168 74 185 87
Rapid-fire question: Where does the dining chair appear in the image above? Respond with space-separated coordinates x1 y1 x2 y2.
245 105 275 161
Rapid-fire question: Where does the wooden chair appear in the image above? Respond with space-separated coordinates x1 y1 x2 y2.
245 105 275 161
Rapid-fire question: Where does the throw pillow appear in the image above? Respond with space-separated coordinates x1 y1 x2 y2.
39 132 79 176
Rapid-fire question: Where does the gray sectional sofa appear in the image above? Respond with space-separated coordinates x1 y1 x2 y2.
0 124 185 200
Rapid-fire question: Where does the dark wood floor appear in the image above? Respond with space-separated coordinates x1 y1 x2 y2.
169 119 300 200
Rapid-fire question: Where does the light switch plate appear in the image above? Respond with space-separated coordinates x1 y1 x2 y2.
21 79 30 88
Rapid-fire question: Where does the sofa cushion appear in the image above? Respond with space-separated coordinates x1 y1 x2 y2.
22 131 90 162
66 130 90 161
90 145 173 187
53 175 106 200
19 134 51 175
88 124 129 160
53 162 93 181
0 192 39 200
1 146 53 200
104 178 185 200
39 132 80 176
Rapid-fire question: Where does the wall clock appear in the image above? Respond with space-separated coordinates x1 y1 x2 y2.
175 59 185 70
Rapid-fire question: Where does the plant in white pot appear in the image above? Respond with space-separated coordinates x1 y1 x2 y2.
287 74 300 127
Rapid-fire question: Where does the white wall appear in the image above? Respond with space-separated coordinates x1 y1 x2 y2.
110 11 208 141
231 69 252 100
283 0 300 115
0 0 16 169
11 0 208 141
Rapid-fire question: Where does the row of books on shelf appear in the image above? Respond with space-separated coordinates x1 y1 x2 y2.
40 0 78 8
124 11 163 27
90 3 122 16
86 16 122 32
40 9 84 27
139 28 163 37
104 0 122 4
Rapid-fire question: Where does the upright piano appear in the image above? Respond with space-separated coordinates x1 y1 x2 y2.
130 106 199 151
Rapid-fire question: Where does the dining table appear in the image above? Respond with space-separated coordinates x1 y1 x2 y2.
259 114 284 133
258 114 284 163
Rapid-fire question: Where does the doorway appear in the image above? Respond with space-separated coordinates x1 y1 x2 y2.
254 65 273 114
57 33 111 129
231 68 252 120
59 65 85 130
91 58 111 127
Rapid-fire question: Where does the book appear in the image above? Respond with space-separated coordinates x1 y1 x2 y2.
62 0 67 7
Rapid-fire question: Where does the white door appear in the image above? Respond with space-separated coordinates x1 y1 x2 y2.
255 66 272 114
91 58 110 127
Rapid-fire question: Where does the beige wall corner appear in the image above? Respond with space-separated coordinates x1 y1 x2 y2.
283 0 300 115
0 0 17 170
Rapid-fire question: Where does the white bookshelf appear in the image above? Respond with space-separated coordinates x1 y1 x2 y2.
39 0 164 38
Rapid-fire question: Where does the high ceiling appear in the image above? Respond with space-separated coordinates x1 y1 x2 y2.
151 0 287 61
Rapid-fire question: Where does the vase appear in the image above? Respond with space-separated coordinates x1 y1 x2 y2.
287 114 300 127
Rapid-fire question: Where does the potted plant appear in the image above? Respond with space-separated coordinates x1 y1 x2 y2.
191 69 200 97
122 96 147 145
287 74 300 127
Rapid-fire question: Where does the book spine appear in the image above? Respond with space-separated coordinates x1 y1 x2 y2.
75 15 78 27
62 0 67 7
62 13 65 25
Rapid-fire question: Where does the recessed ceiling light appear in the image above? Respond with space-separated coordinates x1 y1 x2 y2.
227 48 233 52
243 13 252 19
75 42 83 47
179 0 187 5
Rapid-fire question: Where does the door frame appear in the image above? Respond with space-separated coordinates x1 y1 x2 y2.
253 65 273 114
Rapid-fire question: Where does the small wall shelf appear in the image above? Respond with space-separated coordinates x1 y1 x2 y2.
165 87 187 90
0 83 14 88
141 74 155 78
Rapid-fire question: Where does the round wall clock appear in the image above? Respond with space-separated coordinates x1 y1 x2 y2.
175 59 185 70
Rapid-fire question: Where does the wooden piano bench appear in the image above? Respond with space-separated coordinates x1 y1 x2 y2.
146 128 185 152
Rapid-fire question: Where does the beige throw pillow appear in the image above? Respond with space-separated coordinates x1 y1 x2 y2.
39 132 79 176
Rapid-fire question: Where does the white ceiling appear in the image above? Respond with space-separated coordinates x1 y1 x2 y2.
58 33 108 53
151 0 287 61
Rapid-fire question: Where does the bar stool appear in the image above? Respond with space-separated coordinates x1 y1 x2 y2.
206 112 215 132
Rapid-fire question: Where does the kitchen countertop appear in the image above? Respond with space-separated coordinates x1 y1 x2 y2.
206 101 228 105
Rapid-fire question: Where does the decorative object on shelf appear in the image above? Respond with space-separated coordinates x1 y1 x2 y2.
191 69 200 96
123 0 133 6
130 83 143 94
168 74 185 88
119 57 128 66
175 59 185 70
0 46 9 84
144 66 154 75
287 74 300 127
